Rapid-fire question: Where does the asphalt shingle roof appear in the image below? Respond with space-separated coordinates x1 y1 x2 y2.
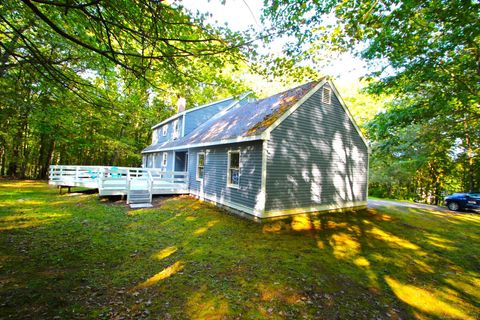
143 81 319 153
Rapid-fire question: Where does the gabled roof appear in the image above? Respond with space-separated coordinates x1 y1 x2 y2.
143 81 321 153
151 96 237 130
142 78 369 153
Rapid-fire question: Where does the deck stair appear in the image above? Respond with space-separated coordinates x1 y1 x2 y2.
127 173 153 207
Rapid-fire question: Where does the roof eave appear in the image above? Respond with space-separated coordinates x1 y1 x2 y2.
141 134 265 153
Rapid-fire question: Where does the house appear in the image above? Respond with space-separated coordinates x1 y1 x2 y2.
141 79 369 219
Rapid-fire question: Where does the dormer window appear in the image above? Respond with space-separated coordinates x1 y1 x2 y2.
152 129 158 144
173 119 179 139
162 124 168 136
322 87 332 104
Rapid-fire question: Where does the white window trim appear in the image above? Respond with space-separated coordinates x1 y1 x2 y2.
152 129 158 144
162 124 168 136
196 152 205 182
322 87 332 104
227 150 240 189
162 152 168 168
173 119 179 139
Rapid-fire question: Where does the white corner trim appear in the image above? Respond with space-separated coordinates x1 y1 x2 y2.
254 140 268 216
327 80 370 151
260 79 328 139
263 201 368 218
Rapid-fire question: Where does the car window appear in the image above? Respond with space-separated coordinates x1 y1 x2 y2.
468 193 480 198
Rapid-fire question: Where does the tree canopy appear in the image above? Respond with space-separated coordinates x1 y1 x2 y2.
264 0 480 199
0 0 253 178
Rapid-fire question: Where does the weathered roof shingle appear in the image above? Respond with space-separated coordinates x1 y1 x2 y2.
143 81 319 152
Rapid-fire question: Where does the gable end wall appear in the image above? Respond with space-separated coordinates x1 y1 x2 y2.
264 83 368 216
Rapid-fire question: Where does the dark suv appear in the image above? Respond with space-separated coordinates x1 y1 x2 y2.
444 192 480 211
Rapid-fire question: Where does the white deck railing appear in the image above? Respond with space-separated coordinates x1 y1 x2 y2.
49 165 189 196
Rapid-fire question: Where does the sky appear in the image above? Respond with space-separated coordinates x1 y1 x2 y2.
177 0 368 87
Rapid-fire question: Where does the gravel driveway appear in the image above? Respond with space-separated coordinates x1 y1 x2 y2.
368 199 451 212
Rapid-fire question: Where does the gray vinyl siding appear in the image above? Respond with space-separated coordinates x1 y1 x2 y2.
183 99 234 136
265 83 368 212
188 141 263 212
143 151 175 171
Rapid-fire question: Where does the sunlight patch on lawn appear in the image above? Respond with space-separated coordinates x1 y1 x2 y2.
258 283 303 304
444 277 480 301
290 215 320 231
329 233 360 259
136 261 184 288
353 256 370 267
368 227 419 250
385 276 474 320
152 246 178 260
186 285 230 320
193 220 218 235
0 213 69 231
262 221 284 233
425 235 455 250
0 199 45 208
0 180 45 188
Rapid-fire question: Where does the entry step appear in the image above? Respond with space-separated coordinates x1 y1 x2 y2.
129 203 153 209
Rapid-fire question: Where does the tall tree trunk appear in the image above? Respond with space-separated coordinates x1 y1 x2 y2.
38 139 55 179
7 129 22 177
463 119 474 192
0 146 4 176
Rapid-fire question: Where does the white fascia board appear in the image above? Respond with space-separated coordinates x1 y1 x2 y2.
260 79 327 140
327 80 370 152
151 96 237 130
141 134 264 153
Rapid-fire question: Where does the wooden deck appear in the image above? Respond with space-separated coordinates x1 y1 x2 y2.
49 165 189 204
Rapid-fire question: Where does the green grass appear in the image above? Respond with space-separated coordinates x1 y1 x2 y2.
368 196 415 203
1 180 479 319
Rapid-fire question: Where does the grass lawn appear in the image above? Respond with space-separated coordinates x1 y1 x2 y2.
1 180 479 319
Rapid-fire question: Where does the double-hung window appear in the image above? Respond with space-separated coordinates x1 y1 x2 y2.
162 152 168 168
196 152 205 181
162 124 168 136
227 150 240 188
173 120 179 139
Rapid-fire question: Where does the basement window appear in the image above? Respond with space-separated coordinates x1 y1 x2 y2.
227 150 240 188
196 152 205 181
322 87 332 104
